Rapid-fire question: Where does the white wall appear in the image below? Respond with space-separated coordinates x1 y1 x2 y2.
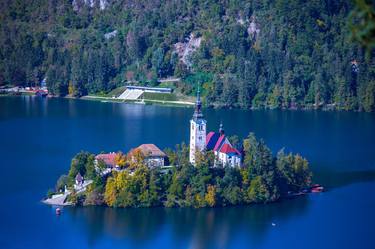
145 157 165 168
189 119 206 164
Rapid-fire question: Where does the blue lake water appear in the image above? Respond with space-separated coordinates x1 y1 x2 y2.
0 96 374 249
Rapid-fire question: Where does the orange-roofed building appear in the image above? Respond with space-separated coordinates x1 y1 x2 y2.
129 144 166 168
95 152 117 168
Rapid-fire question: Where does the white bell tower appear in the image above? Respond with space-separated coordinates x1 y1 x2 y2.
189 87 206 165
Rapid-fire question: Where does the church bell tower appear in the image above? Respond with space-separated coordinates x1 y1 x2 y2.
189 87 207 165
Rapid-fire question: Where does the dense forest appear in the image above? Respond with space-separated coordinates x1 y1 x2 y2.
1 0 374 111
50 133 312 208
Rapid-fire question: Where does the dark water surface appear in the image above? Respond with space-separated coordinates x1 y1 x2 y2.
0 96 374 249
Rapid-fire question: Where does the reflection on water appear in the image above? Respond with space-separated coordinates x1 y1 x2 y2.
315 169 375 189
65 168 375 248
67 197 309 248
1 97 375 249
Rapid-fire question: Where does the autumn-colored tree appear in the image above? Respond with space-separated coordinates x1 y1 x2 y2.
184 185 194 207
68 81 74 95
115 151 127 168
55 134 313 208
104 177 117 207
205 185 216 207
247 176 270 203
127 148 145 169
194 193 206 208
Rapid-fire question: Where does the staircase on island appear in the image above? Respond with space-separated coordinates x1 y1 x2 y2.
118 89 143 100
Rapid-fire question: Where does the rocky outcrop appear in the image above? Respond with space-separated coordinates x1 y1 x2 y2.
72 0 108 11
236 15 260 40
104 30 118 40
247 17 260 39
174 33 202 68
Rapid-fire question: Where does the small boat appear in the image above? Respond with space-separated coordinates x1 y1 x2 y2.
56 207 61 215
272 223 276 226
311 184 324 193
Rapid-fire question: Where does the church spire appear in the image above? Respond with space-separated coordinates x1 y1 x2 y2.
193 84 203 120
189 83 207 165
219 122 224 135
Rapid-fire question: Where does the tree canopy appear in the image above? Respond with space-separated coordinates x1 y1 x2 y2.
1 0 373 111
52 132 313 208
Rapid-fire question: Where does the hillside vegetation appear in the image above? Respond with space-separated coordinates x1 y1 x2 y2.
0 0 374 111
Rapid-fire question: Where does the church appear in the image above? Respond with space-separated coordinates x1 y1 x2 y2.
189 90 242 167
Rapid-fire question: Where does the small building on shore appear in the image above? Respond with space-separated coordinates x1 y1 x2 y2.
129 144 166 168
74 172 84 190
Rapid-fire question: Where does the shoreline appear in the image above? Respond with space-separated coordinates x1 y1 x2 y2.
82 95 195 107
0 92 370 112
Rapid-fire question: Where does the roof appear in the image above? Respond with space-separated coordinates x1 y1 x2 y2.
75 172 83 182
219 143 241 155
133 144 166 158
95 153 117 167
206 132 220 150
213 135 226 151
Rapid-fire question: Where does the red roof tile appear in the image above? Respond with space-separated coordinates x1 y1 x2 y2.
95 153 116 167
206 132 215 146
213 135 226 151
132 144 166 157
219 143 240 155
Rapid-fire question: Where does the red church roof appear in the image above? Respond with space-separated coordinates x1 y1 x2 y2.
213 135 226 151
206 132 215 145
219 143 241 155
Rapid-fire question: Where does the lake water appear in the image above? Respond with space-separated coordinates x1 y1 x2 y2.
0 96 374 249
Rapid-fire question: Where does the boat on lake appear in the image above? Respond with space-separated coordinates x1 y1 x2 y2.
311 184 324 193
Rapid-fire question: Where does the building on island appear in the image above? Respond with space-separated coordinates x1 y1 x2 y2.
74 172 84 190
95 152 117 168
189 91 242 167
74 172 93 192
206 123 242 167
189 89 207 165
129 143 166 168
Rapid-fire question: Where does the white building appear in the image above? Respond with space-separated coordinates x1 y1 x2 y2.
206 124 242 168
130 144 166 168
189 91 242 167
189 89 207 165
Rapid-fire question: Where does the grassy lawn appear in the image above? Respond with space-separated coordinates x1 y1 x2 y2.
142 92 177 101
107 86 127 97
157 81 176 89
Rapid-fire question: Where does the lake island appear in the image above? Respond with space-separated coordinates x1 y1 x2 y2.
45 90 314 208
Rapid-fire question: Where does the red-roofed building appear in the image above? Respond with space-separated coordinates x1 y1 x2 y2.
95 152 117 168
189 92 242 167
129 144 166 168
205 123 242 168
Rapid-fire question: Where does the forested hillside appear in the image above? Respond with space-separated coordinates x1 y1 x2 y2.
1 0 374 111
